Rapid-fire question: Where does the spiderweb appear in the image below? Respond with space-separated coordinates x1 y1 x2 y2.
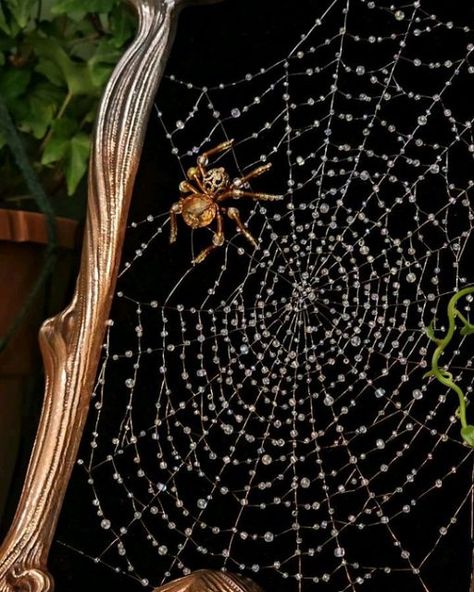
56 0 474 590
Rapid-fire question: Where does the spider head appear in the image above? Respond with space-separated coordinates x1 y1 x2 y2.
203 167 230 194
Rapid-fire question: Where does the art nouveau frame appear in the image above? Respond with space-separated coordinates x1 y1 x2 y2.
1 1 474 591
0 1 261 590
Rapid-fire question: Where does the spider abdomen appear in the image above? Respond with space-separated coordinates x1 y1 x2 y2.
181 195 217 229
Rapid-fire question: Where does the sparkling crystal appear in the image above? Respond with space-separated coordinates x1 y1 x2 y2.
319 202 330 213
323 395 334 406
79 12 474 581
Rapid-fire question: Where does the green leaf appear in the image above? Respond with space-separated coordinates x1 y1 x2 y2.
36 0 58 22
5 0 37 28
0 68 31 104
19 84 63 139
109 4 135 48
64 133 90 195
52 117 79 137
41 117 78 164
41 134 68 165
461 425 474 447
89 61 113 86
51 0 116 15
82 105 98 124
29 34 97 95
0 3 10 34
40 127 90 195
87 39 118 86
35 57 64 87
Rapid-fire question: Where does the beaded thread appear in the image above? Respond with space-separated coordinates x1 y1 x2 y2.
59 1 474 590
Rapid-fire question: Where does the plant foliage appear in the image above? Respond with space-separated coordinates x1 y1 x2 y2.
0 0 135 205
425 286 474 447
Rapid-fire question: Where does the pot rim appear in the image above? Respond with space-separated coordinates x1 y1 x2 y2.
0 209 79 250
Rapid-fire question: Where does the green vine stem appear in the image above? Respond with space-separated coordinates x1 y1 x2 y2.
424 286 474 446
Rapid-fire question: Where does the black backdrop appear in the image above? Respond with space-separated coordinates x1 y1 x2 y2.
48 1 474 591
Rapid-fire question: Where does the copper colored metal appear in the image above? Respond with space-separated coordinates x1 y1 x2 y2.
153 570 263 592
0 0 221 590
0 209 78 248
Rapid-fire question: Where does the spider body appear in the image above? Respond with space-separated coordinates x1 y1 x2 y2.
169 140 282 264
180 194 217 228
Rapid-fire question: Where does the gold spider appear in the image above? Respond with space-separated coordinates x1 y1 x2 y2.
169 139 282 264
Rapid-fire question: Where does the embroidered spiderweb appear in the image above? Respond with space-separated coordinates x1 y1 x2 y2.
54 1 474 591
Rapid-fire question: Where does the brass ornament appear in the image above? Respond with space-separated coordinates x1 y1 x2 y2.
169 139 282 264
153 570 263 592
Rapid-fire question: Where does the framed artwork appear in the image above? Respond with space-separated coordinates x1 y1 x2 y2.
1 1 473 591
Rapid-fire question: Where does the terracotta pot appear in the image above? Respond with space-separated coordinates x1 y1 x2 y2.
0 209 79 528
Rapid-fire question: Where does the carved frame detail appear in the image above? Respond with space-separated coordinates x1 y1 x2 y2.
0 1 243 590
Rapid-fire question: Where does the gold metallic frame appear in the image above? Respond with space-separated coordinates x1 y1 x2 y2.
1 1 472 590
0 1 260 590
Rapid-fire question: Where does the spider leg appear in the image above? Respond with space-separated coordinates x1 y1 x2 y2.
179 180 201 194
227 206 258 248
186 167 207 192
199 139 234 164
193 209 225 264
195 139 234 184
196 140 234 179
217 189 283 202
232 163 272 187
169 201 182 244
